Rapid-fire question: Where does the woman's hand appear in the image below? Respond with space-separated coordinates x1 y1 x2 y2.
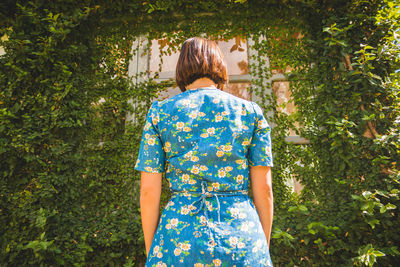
249 166 273 247
140 171 163 256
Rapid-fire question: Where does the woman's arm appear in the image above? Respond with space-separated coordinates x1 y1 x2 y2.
250 165 273 246
140 171 163 256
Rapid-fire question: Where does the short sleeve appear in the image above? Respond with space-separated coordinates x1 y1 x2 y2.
247 102 274 167
134 101 166 173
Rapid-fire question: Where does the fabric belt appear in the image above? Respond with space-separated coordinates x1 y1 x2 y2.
171 181 248 242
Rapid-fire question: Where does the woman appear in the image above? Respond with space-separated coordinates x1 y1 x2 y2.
135 37 274 266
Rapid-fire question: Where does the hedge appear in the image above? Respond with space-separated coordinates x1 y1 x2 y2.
0 0 399 266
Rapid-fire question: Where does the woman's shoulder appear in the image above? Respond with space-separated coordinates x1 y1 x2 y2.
216 90 261 113
155 88 260 114
156 90 189 107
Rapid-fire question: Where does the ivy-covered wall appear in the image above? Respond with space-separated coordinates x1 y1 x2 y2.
0 0 399 266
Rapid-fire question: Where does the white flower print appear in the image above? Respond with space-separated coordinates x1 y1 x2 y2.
237 242 245 249
242 140 250 146
218 169 226 178
191 166 200 174
181 206 189 215
207 127 215 135
212 182 220 190
176 121 184 129
216 150 224 157
190 155 199 162
222 144 232 152
236 174 244 184
165 141 171 147
206 202 213 212
144 122 151 131
200 165 208 171
213 259 222 266
236 159 244 164
229 236 239 247
230 207 239 217
179 242 191 251
152 115 159 125
200 215 207 225
182 174 190 183
225 166 233 172
170 218 179 227
156 261 166 267
174 248 181 256
184 151 193 159
189 111 198 119
147 138 156 146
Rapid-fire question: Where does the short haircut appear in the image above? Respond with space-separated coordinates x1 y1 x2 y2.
176 37 228 92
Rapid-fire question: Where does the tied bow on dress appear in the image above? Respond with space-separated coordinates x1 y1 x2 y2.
172 181 248 243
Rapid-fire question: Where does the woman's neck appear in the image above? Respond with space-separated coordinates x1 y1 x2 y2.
186 78 217 90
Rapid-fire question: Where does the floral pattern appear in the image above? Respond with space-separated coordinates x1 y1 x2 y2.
135 87 273 266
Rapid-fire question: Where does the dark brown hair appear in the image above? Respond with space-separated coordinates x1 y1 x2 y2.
175 37 228 92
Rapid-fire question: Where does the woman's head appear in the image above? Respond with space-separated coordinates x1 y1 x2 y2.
176 37 228 92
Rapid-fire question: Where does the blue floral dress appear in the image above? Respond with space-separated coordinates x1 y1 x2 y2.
135 87 274 267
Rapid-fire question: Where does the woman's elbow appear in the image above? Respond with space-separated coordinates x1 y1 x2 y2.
140 187 154 198
253 183 273 199
140 183 161 199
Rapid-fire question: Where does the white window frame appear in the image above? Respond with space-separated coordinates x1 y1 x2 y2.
128 36 309 145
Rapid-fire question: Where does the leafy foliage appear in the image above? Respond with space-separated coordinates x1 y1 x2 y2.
0 0 399 266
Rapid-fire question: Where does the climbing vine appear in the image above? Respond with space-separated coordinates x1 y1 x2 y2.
0 0 399 266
